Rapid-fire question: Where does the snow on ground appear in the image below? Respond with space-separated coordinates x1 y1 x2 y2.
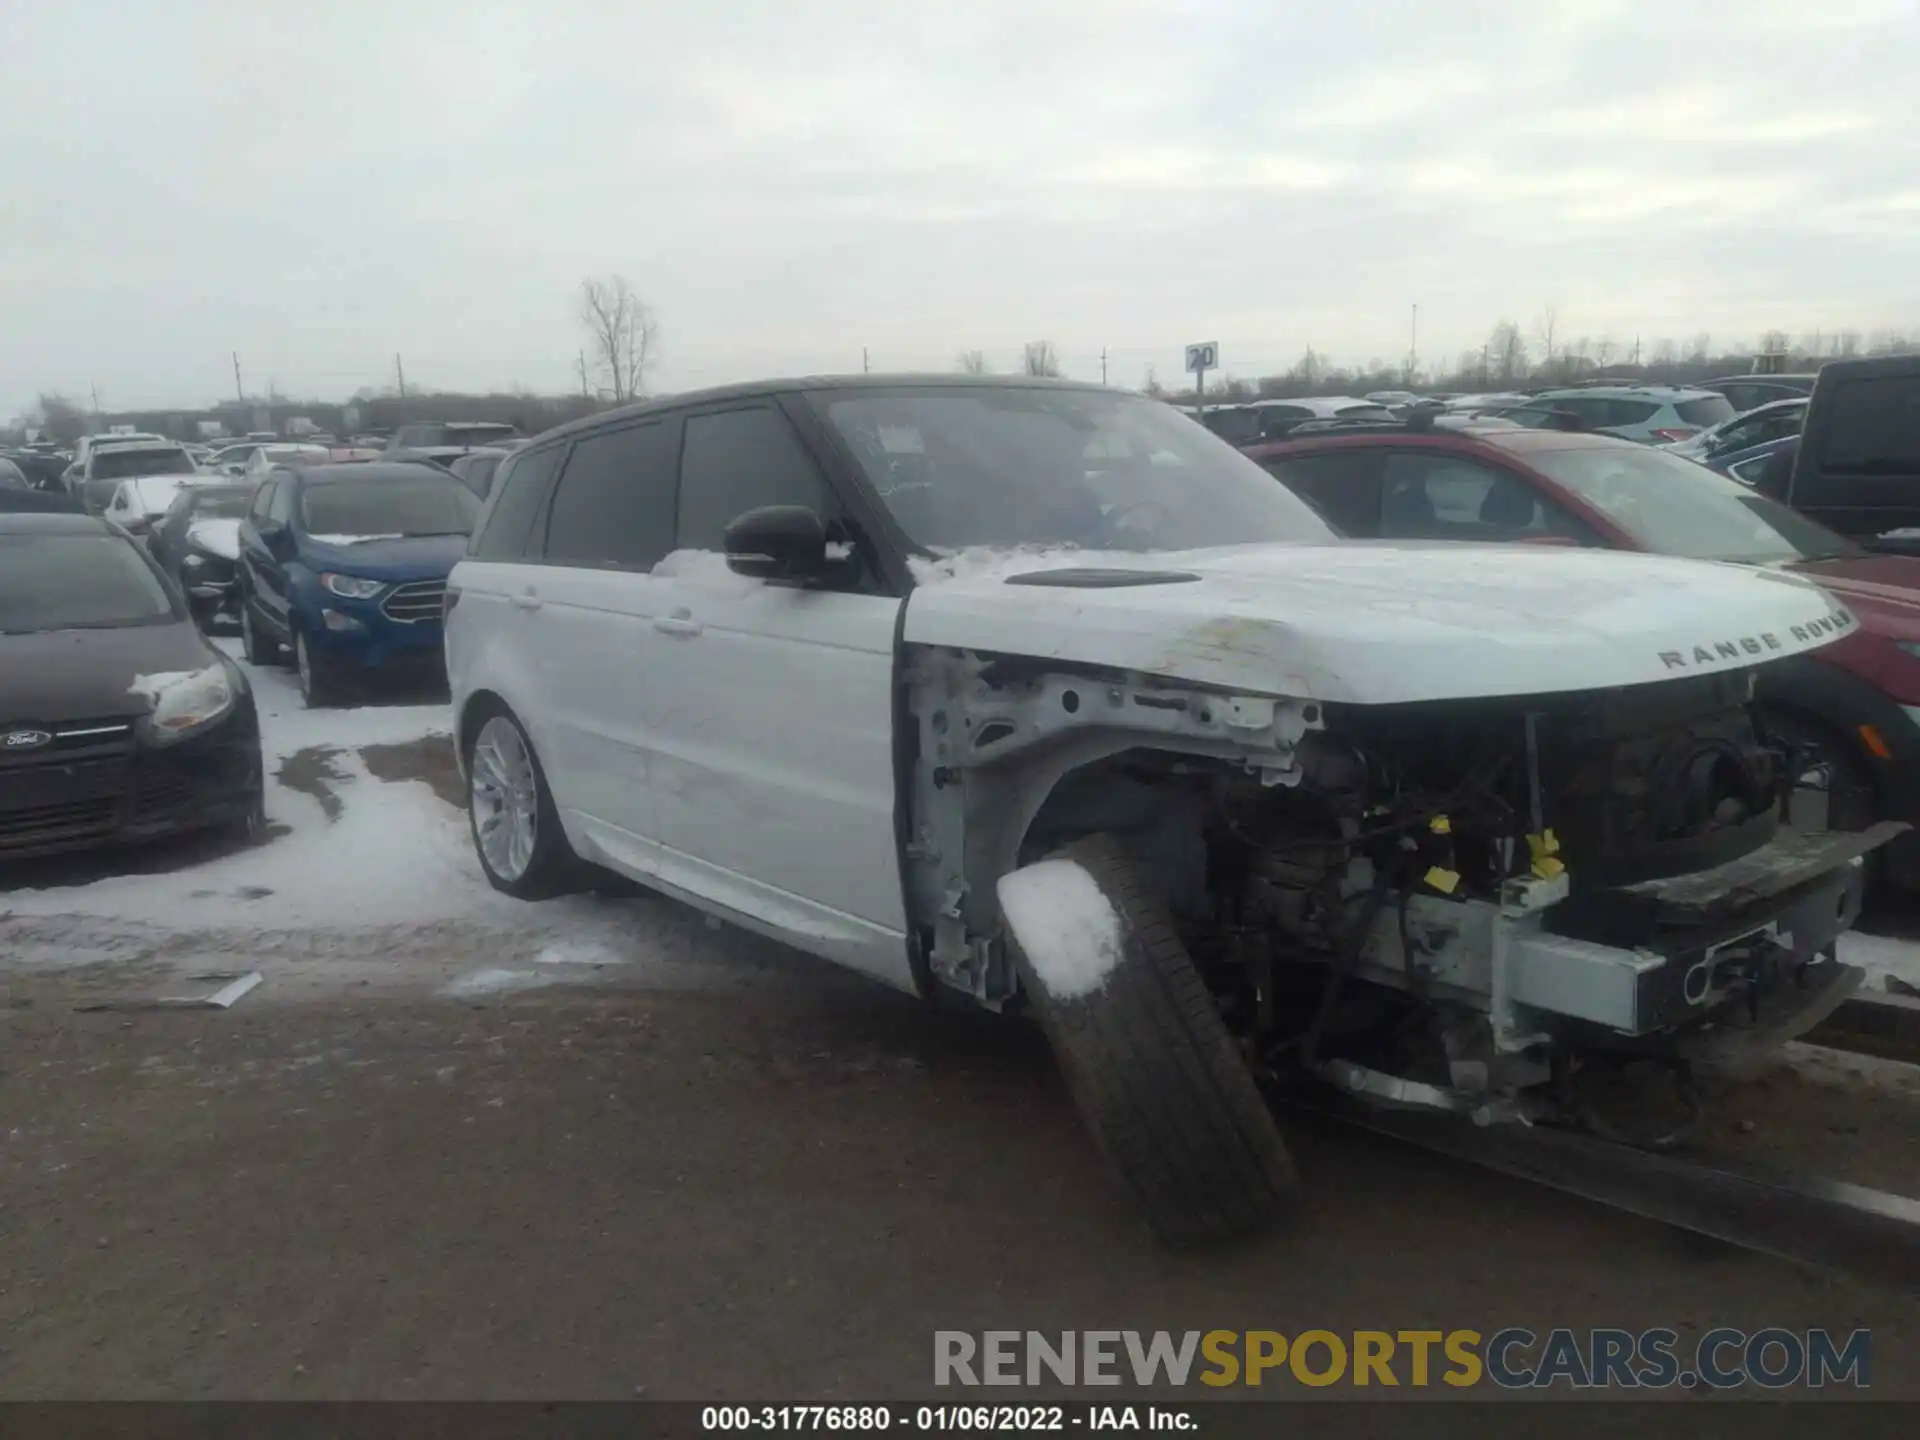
1839 931 1920 993
0 641 817 1005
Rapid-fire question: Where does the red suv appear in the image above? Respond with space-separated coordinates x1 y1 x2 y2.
1244 422 1920 891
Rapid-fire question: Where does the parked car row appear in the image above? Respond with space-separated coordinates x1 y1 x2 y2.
1236 351 1920 894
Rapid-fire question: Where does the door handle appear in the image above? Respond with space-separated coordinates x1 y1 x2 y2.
654 607 702 637
511 592 543 611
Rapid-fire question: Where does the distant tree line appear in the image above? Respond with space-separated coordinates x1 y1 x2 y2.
1152 317 1920 404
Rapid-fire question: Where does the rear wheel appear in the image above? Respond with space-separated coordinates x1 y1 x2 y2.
999 832 1300 1245
464 704 587 899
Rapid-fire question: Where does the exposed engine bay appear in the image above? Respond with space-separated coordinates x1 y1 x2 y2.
905 648 1900 1146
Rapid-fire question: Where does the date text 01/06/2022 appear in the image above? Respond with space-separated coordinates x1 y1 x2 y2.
700 1405 1194 1432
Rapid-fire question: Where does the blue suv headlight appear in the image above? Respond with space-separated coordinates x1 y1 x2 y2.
322 573 386 600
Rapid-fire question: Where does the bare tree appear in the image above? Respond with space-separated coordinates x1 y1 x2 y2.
577 275 659 402
1650 337 1678 366
1022 340 1061 377
35 393 85 445
1594 335 1618 368
1487 321 1529 385
1143 365 1164 397
1687 332 1712 365
1839 330 1863 358
957 350 990 375
1288 345 1327 389
1531 308 1560 377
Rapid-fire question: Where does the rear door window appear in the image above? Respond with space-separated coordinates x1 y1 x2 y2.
1377 451 1596 542
1257 451 1383 536
540 421 678 569
267 480 295 524
470 446 564 560
1602 399 1661 427
1674 396 1736 427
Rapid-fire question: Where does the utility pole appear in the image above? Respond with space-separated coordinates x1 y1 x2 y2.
232 351 244 404
90 383 101 417
862 347 870 375
1409 303 1419 384
394 354 407 400
1100 346 1108 385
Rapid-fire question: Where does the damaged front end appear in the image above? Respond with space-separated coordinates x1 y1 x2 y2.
905 647 1902 1142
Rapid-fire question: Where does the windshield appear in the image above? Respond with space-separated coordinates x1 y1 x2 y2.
188 486 256 518
93 447 194 480
299 477 481 537
814 386 1333 553
83 476 124 511
0 533 176 633
1523 444 1858 564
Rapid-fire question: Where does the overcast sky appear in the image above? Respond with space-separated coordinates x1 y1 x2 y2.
4 0 1917 414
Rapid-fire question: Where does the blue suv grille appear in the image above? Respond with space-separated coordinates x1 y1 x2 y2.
381 580 446 624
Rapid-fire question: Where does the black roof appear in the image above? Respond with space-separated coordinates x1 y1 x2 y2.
529 372 1114 449
0 510 109 533
280 461 465 486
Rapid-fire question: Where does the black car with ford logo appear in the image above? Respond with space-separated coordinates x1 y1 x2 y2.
0 513 264 862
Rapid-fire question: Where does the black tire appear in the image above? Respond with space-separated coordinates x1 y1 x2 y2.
1000 832 1300 1245
239 591 279 665
462 701 588 900
293 629 345 709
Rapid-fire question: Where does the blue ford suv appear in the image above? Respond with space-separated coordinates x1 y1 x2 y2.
235 461 480 706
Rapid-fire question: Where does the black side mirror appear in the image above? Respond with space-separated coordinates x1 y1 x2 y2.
255 520 290 557
724 505 829 581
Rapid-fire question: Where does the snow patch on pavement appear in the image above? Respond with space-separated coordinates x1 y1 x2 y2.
1840 931 1920 993
443 967 557 998
533 938 625 967
996 858 1124 1000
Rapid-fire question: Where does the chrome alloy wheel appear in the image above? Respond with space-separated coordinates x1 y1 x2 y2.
471 715 539 881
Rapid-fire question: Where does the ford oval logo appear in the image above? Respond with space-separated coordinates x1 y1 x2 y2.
2 728 53 751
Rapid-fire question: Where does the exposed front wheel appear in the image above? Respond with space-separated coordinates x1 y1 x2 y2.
998 832 1300 1245
464 705 586 899
293 630 345 709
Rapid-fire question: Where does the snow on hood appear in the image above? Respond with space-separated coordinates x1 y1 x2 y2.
901 541 1861 706
126 670 203 706
187 517 241 560
308 533 404 546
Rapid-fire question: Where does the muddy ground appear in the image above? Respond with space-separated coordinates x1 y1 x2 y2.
4 709 1919 1400
1 957 1917 1400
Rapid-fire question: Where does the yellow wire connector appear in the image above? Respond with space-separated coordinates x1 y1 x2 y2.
1429 814 1452 835
1424 866 1461 894
1527 829 1565 880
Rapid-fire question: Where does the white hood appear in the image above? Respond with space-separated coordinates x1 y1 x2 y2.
900 542 1858 705
186 517 242 560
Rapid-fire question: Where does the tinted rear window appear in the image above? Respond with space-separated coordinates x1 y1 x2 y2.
470 447 564 560
541 422 676 568
1821 375 1920 472
93 447 194 479
0 533 175 633
299 478 480 537
1675 396 1736 427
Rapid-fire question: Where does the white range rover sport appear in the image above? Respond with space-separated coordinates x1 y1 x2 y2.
446 376 1895 1244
